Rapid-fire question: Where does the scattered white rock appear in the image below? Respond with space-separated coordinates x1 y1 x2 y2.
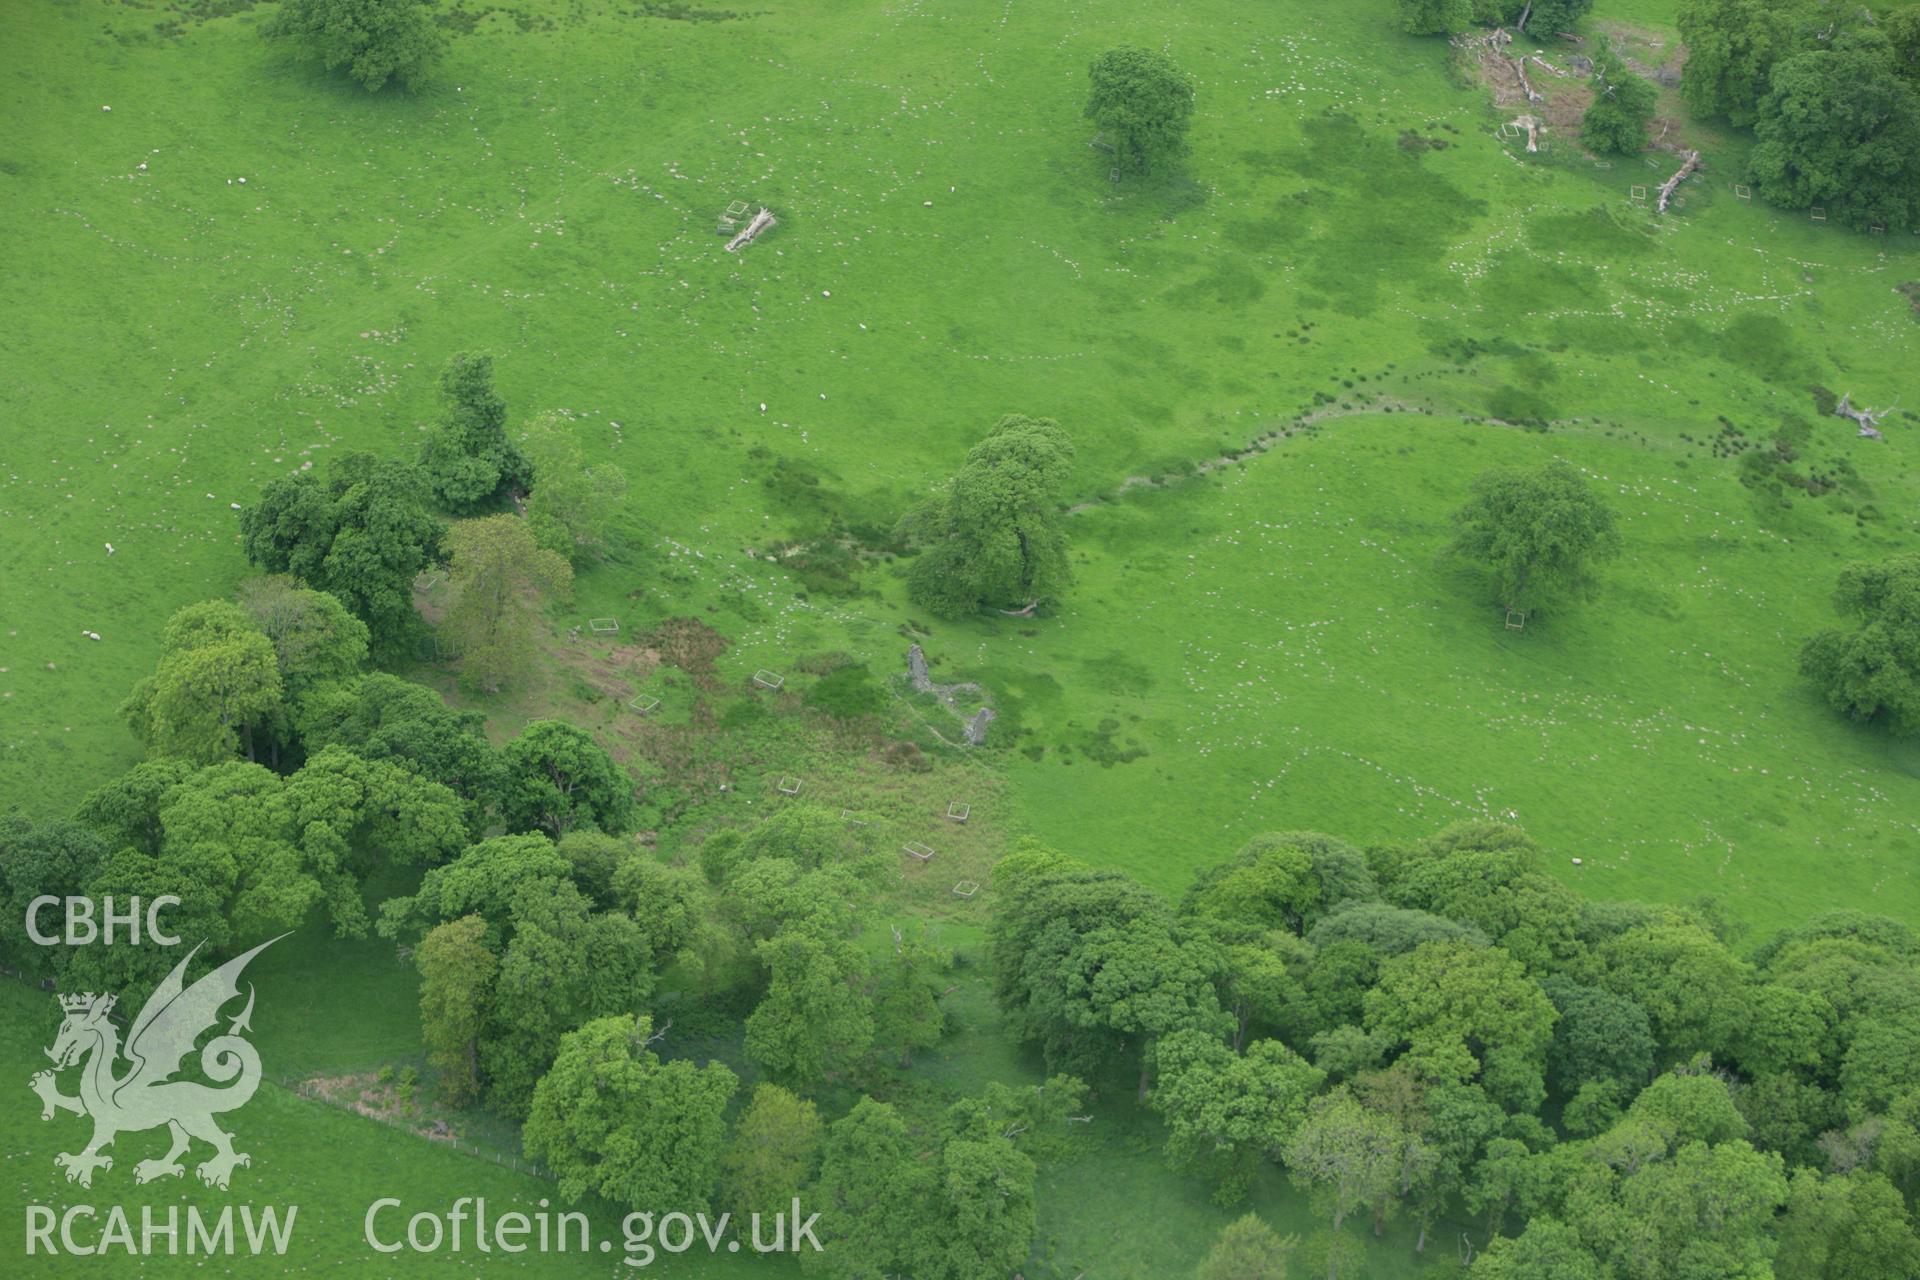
104 543 114 554
923 200 933 207
229 502 242 509
821 290 831 298
137 162 147 171
101 105 111 112
1571 857 1583 865
237 177 246 184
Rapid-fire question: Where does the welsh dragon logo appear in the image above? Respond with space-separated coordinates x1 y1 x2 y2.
29 937 281 1190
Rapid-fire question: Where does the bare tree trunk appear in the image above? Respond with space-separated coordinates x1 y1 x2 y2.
1511 56 1540 102
724 207 777 252
1656 150 1700 213
1835 393 1891 431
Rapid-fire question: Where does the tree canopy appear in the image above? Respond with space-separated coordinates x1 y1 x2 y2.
421 353 533 514
901 415 1076 617
120 601 283 764
1397 0 1474 36
439 513 573 692
1452 459 1620 616
268 0 447 92
1197 1213 1297 1280
1582 51 1657 155
1084 47 1196 176
720 1083 824 1222
240 452 442 657
519 411 629 565
523 1014 737 1210
1750 32 1920 231
499 720 633 837
1677 0 1800 125
1800 552 1920 734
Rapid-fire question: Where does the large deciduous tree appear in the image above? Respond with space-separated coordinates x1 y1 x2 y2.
1084 47 1196 176
1677 0 1799 125
1197 1213 1297 1280
1397 0 1474 35
1542 977 1657 1097
992 849 1229 1090
1750 33 1920 232
0 816 109 979
268 0 447 92
1776 1167 1920 1279
1282 1089 1408 1249
519 411 629 565
499 720 633 837
873 931 950 1068
297 672 505 831
1799 552 1920 735
721 1084 824 1222
930 1129 1039 1280
1600 922 1751 1064
240 452 443 658
1183 831 1379 939
416 914 497 1106
486 881 656 1117
745 930 875 1086
804 1098 937 1278
1363 941 1557 1113
1451 459 1620 616
120 601 283 764
234 576 369 702
1582 51 1658 154
421 353 533 513
523 1014 737 1210
901 415 1075 617
438 514 571 692
1151 1028 1326 1203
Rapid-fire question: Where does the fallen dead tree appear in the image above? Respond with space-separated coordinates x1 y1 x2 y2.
724 207 776 252
1511 114 1541 152
1511 56 1541 101
1835 393 1892 432
1656 150 1699 213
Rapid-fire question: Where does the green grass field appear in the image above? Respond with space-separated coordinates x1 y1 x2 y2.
5 0 1920 1273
